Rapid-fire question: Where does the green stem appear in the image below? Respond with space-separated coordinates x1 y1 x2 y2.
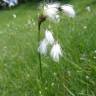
38 14 46 79
38 20 42 79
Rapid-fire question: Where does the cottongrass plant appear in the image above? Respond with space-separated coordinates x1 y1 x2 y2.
38 2 76 78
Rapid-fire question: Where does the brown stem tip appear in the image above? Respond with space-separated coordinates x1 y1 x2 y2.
38 14 47 31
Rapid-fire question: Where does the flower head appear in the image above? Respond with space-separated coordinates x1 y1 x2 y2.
50 42 62 62
38 39 48 55
61 4 75 18
43 3 60 21
45 29 54 45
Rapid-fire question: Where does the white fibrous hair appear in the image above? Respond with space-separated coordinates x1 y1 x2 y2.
43 3 60 21
38 39 48 55
45 29 54 45
50 42 62 62
43 3 76 21
61 4 75 18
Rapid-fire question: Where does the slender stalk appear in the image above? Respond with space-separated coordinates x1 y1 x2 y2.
38 19 42 79
38 14 46 79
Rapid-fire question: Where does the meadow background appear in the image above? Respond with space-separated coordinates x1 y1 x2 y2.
0 0 96 96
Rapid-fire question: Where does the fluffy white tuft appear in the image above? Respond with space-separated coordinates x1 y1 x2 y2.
50 42 62 62
45 29 54 45
61 4 75 18
43 3 59 21
38 39 48 55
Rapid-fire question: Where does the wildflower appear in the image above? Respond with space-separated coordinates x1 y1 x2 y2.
38 39 48 55
61 4 75 18
83 26 87 29
94 50 96 53
50 42 62 62
39 91 42 94
53 72 57 76
51 82 55 86
86 6 91 12
45 29 54 45
43 3 59 21
13 14 16 18
93 56 96 59
86 75 89 79
45 87 47 90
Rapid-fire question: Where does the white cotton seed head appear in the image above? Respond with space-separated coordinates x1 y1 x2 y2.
44 7 58 20
43 3 59 21
50 42 62 62
38 39 48 55
61 4 75 18
45 30 54 45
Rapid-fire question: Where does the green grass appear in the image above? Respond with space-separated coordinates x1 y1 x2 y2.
0 0 96 96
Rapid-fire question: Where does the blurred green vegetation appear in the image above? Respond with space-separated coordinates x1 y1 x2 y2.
0 0 96 96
